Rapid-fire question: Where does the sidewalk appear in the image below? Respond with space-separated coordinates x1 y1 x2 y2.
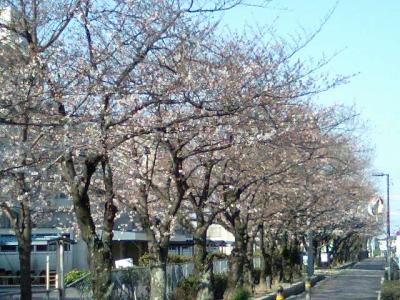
287 258 384 300
252 275 324 300
252 261 357 300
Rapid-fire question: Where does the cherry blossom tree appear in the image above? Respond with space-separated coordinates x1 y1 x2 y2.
0 2 379 300
51 1 251 299
0 1 252 299
0 2 79 299
253 104 378 290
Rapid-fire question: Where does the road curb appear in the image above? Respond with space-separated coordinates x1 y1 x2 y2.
336 261 357 269
253 275 325 300
253 261 358 300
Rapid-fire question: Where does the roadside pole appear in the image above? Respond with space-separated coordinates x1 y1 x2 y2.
46 255 50 300
305 280 311 300
306 224 314 300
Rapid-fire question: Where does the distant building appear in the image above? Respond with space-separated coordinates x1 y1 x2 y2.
207 224 234 254
0 193 195 275
394 230 400 261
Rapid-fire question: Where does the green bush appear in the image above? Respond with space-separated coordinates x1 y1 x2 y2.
172 275 198 300
65 269 88 285
212 252 228 260
384 259 400 281
214 274 228 299
373 249 381 257
381 281 400 300
138 252 192 266
113 268 150 299
138 252 155 266
168 254 193 264
173 274 229 300
231 287 250 300
179 275 198 290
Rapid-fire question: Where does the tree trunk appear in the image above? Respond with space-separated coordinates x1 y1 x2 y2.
243 235 255 293
257 251 272 293
288 239 301 281
224 224 247 299
224 253 244 299
257 260 268 293
196 266 213 300
316 244 321 267
149 245 168 300
18 226 32 300
88 240 114 300
256 226 270 293
150 265 167 300
61 152 116 300
2 203 33 300
193 229 213 300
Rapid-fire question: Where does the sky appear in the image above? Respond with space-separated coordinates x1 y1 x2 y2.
221 0 400 233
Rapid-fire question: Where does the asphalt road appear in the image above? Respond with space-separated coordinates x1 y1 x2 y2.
288 258 385 300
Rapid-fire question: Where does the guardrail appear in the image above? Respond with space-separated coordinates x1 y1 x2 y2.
67 257 263 299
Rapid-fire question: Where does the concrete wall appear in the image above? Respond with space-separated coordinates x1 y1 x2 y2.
0 247 73 274
71 240 89 270
0 228 75 274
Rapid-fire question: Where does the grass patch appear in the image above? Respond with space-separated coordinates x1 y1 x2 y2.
381 281 400 300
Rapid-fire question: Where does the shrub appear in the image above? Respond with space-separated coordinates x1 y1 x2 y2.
65 269 88 285
381 281 400 300
231 287 250 300
138 252 155 266
174 274 229 300
168 254 193 264
212 252 228 260
373 249 381 257
213 274 228 299
138 252 192 266
113 268 150 299
385 259 400 281
172 275 198 300
179 275 198 290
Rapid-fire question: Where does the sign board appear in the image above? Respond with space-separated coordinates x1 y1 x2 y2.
115 258 134 269
379 241 387 251
302 255 308 265
321 252 329 263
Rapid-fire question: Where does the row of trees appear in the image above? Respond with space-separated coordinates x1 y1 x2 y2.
0 1 379 300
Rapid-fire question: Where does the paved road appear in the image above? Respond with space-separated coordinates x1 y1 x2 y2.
288 258 385 300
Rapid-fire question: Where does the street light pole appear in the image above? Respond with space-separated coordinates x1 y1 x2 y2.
386 174 390 245
373 173 391 280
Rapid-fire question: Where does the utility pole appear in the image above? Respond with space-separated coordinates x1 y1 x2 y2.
386 174 391 280
305 221 313 300
307 229 314 278
373 173 391 280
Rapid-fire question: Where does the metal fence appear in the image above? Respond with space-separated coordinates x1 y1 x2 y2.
68 257 262 300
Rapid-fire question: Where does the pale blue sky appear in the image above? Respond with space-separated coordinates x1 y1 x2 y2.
222 0 400 233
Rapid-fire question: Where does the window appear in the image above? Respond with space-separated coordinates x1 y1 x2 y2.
168 246 179 255
0 245 17 252
36 244 57 252
36 245 48 252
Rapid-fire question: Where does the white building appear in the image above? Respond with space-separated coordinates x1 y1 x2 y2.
207 224 235 254
0 192 195 276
